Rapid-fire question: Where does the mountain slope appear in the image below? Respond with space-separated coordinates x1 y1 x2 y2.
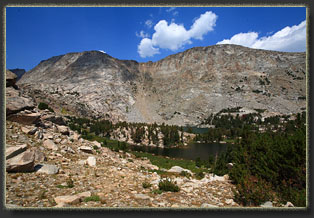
17 44 306 125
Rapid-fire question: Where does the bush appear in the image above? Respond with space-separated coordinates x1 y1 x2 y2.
142 181 152 189
158 178 180 192
38 102 54 112
179 170 191 178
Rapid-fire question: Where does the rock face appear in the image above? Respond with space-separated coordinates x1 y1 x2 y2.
6 150 35 172
17 45 306 126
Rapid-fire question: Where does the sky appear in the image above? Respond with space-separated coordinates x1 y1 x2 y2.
6 7 306 71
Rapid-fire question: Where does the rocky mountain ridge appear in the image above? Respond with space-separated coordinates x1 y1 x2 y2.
17 44 306 126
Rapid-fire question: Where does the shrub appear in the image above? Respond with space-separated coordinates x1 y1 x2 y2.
38 102 54 112
158 178 180 192
195 171 205 180
179 170 191 178
142 181 152 189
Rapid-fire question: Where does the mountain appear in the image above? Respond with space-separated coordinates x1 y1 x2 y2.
17 44 306 126
9 68 26 81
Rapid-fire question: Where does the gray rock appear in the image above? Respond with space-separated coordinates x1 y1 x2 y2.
86 156 96 167
6 144 28 160
54 195 81 205
6 87 35 116
6 70 17 87
260 201 273 207
201 203 219 208
134 194 151 200
285 202 294 207
7 112 40 125
167 166 192 175
6 150 35 172
43 139 58 151
57 125 69 135
79 146 93 154
35 164 59 174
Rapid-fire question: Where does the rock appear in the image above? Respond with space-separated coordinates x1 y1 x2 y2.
73 132 80 140
6 150 35 172
35 164 59 174
7 112 40 125
57 125 69 135
54 202 70 208
285 202 294 207
33 150 47 162
167 166 192 175
225 199 234 205
54 195 81 205
41 115 66 125
79 146 93 154
134 194 150 200
76 191 91 199
92 141 102 149
86 156 96 167
201 203 219 208
260 201 273 207
226 163 234 170
21 126 37 135
6 144 28 160
6 69 17 87
43 139 58 151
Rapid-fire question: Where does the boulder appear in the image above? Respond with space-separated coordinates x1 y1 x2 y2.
92 141 102 149
21 126 37 135
285 202 294 207
78 146 93 154
43 139 58 151
260 201 273 207
54 195 81 205
201 203 219 208
33 150 47 162
35 164 59 174
86 156 96 167
6 87 35 115
6 144 28 160
76 191 91 200
167 166 192 175
6 150 35 172
7 112 40 125
6 70 17 88
57 125 69 135
41 114 65 125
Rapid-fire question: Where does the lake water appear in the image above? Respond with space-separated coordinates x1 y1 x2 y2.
129 142 229 161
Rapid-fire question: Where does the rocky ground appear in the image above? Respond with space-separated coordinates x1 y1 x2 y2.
5 116 239 208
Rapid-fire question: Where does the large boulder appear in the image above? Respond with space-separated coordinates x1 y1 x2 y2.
35 164 59 175
167 166 192 175
6 150 35 172
43 139 58 151
7 111 41 125
6 87 35 115
6 144 28 160
57 125 69 135
41 114 66 125
6 70 17 88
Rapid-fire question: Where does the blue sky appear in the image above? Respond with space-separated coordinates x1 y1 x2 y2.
6 7 306 71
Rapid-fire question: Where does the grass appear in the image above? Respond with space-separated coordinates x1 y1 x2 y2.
83 195 100 202
158 178 180 192
142 181 152 189
131 151 206 175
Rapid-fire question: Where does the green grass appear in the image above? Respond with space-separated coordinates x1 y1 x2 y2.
83 195 100 202
131 151 206 175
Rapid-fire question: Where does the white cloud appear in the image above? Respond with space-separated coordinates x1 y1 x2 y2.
188 11 218 40
137 11 218 57
136 30 149 38
138 38 160 58
145 20 153 28
151 20 191 51
217 20 306 52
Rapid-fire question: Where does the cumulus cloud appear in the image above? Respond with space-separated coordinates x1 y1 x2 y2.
138 38 160 58
136 30 149 38
138 11 218 58
217 20 306 52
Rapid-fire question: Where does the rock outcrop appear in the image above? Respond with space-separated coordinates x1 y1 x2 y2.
17 44 306 126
